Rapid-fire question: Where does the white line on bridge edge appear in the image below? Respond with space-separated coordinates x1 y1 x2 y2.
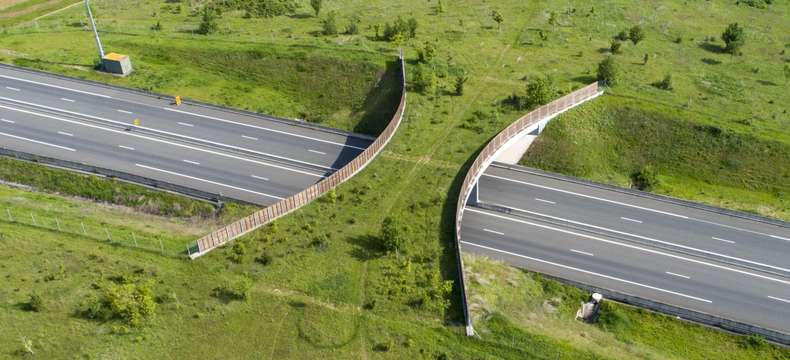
0 131 76 151
535 198 556 205
665 272 690 279
0 118 14 124
309 149 327 155
242 135 258 141
135 163 284 200
251 175 269 181
620 217 643 224
570 249 594 257
476 204 790 275
461 240 712 303
0 74 112 98
482 228 504 236
5 86 20 91
57 131 73 137
0 103 327 178
60 98 75 102
118 145 135 151
465 207 790 285
182 160 200 165
711 237 736 244
117 109 132 114
768 296 790 304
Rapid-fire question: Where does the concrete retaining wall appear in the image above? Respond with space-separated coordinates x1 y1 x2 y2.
454 83 603 336
188 55 407 259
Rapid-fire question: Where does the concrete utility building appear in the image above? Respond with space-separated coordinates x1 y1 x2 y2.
102 53 133 76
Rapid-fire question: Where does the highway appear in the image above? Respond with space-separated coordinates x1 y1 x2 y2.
460 162 790 334
0 65 373 205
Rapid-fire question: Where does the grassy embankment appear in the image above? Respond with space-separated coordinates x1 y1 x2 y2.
0 0 789 358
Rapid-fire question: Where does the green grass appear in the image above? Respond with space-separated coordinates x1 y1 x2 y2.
0 0 76 26
0 0 788 358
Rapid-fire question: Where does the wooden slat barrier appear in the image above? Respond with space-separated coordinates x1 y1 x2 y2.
188 55 407 259
454 83 603 336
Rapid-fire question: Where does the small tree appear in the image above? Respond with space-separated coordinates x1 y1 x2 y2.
381 217 405 253
597 56 618 86
417 41 437 63
629 25 645 45
407 17 418 38
491 10 504 30
197 7 218 35
345 15 360 35
721 23 745 55
322 11 338 36
310 0 322 17
525 76 557 107
610 40 623 54
631 165 660 190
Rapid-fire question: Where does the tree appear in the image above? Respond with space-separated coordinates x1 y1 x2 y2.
721 23 745 55
491 10 503 30
597 56 618 86
310 0 321 17
381 217 406 253
417 41 437 63
197 7 218 35
524 76 557 107
629 25 645 45
322 11 338 35
413 64 438 95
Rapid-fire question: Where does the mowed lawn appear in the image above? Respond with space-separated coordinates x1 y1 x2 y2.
0 0 788 359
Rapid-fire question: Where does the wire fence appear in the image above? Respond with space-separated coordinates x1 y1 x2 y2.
0 206 184 258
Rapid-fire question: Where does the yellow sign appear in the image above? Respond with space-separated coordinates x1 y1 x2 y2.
133 118 140 126
174 96 182 106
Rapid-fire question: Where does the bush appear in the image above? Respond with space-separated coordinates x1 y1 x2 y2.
596 301 632 334
610 40 623 54
196 7 218 35
631 165 660 190
629 25 645 45
212 276 253 302
150 21 162 31
381 17 417 42
321 11 338 36
722 23 745 55
77 279 157 327
345 15 360 35
381 217 407 253
413 64 438 95
25 293 44 312
255 251 273 266
615 30 628 41
653 74 673 90
524 75 557 108
597 56 618 86
417 41 437 64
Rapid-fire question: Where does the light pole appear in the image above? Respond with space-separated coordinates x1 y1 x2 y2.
84 0 104 60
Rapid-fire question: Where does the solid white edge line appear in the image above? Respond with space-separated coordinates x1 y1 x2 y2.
461 240 712 304
0 131 76 151
666 272 691 279
620 217 643 224
0 74 112 98
465 207 790 286
118 145 135 151
482 228 504 236
0 103 326 178
535 198 556 205
135 163 283 200
570 249 594 257
163 107 367 151
57 131 73 137
481 203 790 275
767 296 790 304
711 237 736 244
0 118 14 124
483 173 690 219
0 97 338 172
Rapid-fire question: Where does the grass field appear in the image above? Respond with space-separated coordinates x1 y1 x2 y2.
0 0 788 358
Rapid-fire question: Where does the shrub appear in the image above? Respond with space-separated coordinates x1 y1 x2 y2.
26 293 44 312
77 279 156 327
345 15 360 35
615 30 628 41
413 64 438 95
221 0 298 18
255 251 273 266
610 40 623 54
196 7 218 35
631 165 660 190
596 301 632 333
597 56 618 86
524 75 557 108
150 21 162 31
653 74 673 90
321 11 338 36
417 41 437 64
490 10 504 29
381 17 417 42
381 217 407 253
212 276 253 301
722 23 745 55
310 0 321 16
629 25 645 45
454 75 468 96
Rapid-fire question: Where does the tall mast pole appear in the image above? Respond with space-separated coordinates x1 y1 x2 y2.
85 0 105 59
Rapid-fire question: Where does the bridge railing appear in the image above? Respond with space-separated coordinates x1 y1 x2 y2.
188 55 407 259
454 82 603 335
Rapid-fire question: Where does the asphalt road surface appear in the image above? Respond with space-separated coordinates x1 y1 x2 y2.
461 162 790 334
0 65 373 205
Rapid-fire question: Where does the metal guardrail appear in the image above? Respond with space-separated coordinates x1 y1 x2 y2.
188 54 407 259
454 83 603 336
